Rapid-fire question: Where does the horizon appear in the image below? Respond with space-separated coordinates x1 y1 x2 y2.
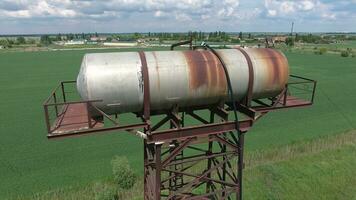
1 31 356 37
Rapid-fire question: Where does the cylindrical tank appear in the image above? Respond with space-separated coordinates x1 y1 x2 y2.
77 48 289 115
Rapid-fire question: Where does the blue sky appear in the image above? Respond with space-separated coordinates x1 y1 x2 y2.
0 0 355 34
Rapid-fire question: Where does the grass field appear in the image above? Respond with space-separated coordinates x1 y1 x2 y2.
14 130 356 200
0 46 355 199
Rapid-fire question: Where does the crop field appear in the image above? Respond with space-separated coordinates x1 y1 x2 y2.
15 130 356 200
0 45 356 199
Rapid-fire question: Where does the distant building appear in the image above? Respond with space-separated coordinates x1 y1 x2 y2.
64 40 86 45
103 42 137 47
256 37 266 42
86 41 98 45
111 38 119 42
265 37 274 48
272 36 288 43
148 37 159 41
90 36 107 42
137 39 146 44
53 41 66 45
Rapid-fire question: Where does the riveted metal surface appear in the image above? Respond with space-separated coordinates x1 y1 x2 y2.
76 49 289 116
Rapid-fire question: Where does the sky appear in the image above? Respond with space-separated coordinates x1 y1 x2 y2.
0 0 355 34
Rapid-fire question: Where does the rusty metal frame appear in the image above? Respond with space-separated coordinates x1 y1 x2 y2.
251 75 317 112
139 51 150 122
43 74 316 199
144 106 244 200
43 81 149 138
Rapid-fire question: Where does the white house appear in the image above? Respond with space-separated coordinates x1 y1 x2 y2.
64 40 86 45
90 36 107 42
103 42 137 47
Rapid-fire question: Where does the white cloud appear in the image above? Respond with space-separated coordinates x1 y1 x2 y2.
217 0 240 18
321 13 336 20
0 0 355 33
280 1 295 14
154 10 166 18
268 9 277 16
0 0 77 18
263 0 343 21
201 14 211 20
0 0 244 21
175 12 192 21
299 0 315 11
265 0 315 16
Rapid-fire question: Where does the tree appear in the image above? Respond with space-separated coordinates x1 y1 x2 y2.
285 37 295 46
239 32 243 39
67 33 74 40
56 33 62 41
40 35 52 45
0 39 11 48
133 32 141 39
341 51 349 57
16 36 26 44
27 39 36 44
111 156 136 189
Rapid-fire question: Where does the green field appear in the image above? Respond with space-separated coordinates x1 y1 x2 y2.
0 47 355 199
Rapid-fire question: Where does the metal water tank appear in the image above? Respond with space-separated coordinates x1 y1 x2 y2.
76 48 289 115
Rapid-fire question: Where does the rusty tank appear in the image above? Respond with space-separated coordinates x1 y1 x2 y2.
76 48 289 115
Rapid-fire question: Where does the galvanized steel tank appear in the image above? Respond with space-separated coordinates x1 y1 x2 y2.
77 48 289 115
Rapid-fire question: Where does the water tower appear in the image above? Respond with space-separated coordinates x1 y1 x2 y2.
43 43 316 200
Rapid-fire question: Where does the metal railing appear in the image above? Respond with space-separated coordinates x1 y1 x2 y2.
287 74 317 104
43 81 100 134
252 75 317 112
43 81 147 138
43 74 316 138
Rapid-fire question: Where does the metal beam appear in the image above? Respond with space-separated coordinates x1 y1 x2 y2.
148 120 253 143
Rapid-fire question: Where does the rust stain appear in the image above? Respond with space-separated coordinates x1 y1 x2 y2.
266 49 280 85
183 50 227 96
152 51 161 91
184 51 208 89
208 51 228 95
253 48 288 89
270 49 289 87
200 51 214 89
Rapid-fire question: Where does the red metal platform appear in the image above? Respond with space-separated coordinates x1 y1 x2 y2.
51 103 103 134
43 75 316 138
281 96 312 107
